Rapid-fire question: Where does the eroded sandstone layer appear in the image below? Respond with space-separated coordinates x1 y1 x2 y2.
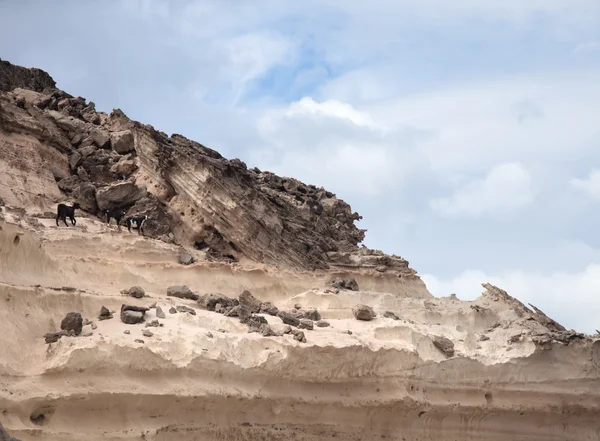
0 60 599 441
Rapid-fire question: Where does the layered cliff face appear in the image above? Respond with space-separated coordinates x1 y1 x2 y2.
0 59 413 273
0 61 599 441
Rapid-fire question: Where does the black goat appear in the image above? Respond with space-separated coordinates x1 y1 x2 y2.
56 202 81 227
105 209 126 231
125 215 148 235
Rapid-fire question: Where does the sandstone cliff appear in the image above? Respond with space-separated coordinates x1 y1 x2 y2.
0 60 598 441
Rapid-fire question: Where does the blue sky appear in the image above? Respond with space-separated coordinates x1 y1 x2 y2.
1 0 600 332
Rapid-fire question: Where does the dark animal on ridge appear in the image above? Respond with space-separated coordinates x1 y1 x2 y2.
56 202 81 227
105 209 126 231
126 215 148 235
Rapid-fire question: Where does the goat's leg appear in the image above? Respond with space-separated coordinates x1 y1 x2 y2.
55 215 59 227
63 217 69 227
71 217 76 226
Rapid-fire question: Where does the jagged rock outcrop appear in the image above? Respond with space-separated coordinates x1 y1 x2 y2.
0 59 418 273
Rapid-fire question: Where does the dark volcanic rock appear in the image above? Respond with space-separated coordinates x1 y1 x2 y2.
238 290 261 313
120 304 149 324
277 311 300 327
167 285 198 301
259 302 279 316
352 304 376 321
122 285 145 299
198 293 237 311
44 330 70 344
176 305 196 315
291 329 307 343
432 335 455 357
98 306 113 321
383 311 400 320
302 308 321 321
299 319 314 330
60 312 83 336
95 181 146 212
224 305 251 321
331 278 359 291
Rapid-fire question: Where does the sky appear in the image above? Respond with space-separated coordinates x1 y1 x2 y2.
1 0 600 333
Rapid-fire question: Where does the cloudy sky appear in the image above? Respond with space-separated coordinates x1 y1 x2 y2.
1 0 600 332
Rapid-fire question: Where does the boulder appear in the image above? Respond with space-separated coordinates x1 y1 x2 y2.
69 151 82 170
74 182 98 213
169 307 177 314
198 293 237 311
91 128 110 149
156 306 166 319
299 319 314 330
60 312 83 336
277 311 300 327
352 304 376 321
302 308 321 321
239 290 261 313
98 306 113 321
224 305 251 321
291 329 307 343
110 158 137 176
120 304 149 324
110 130 135 154
57 175 81 193
167 285 199 301
432 335 455 357
383 311 400 320
44 330 70 344
331 277 359 291
122 285 145 299
178 252 195 265
176 305 196 315
95 181 147 212
259 302 279 316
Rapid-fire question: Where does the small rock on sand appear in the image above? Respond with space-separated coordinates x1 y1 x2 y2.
122 286 145 299
169 307 177 314
316 320 330 328
302 308 321 321
352 304 376 321
156 306 166 319
277 311 300 327
61 312 83 336
134 339 144 344
299 319 314 330
98 306 113 320
167 285 199 301
124 330 131 335
176 305 196 315
142 330 153 337
383 311 400 320
432 335 455 357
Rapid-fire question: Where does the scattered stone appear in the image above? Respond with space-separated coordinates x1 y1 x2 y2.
120 304 149 325
239 290 261 313
432 335 455 357
82 331 93 337
479 334 490 341
508 333 523 343
294 303 302 310
156 306 166 319
271 324 292 335
149 302 157 309
291 329 307 343
121 286 145 299
316 320 330 328
331 277 359 291
277 311 300 327
259 302 279 316
206 331 213 338
134 339 145 344
383 311 400 320
178 252 195 265
166 285 199 301
145 320 160 328
169 307 177 314
302 308 321 321
91 322 97 330
60 312 83 336
346 330 353 335
299 319 314 330
198 293 237 311
176 305 196 315
352 304 376 321
44 330 70 344
142 330 153 338
224 305 251 321
124 330 130 335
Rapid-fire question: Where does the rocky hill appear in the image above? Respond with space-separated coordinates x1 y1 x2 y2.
0 60 599 441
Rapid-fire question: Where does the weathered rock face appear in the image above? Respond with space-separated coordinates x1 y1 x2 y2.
0 58 418 273
0 422 21 441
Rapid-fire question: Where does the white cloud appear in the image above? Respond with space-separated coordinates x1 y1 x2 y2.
422 264 600 334
429 162 536 218
571 169 600 200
